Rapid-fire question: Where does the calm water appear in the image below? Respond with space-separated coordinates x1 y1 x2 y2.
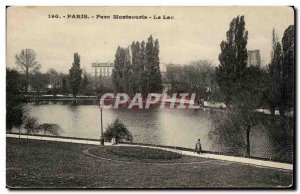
14 103 283 160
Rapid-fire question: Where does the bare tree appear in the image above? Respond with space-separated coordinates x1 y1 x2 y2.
37 123 62 136
15 49 41 94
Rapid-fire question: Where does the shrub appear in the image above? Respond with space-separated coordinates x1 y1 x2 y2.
24 116 39 134
36 123 62 136
208 111 246 155
104 118 133 143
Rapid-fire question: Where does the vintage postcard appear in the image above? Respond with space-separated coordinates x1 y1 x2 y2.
6 6 294 188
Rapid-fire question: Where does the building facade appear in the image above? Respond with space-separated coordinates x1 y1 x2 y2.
247 50 261 67
91 62 114 77
91 62 114 90
91 61 168 90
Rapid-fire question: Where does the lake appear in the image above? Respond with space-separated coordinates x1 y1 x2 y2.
11 102 293 161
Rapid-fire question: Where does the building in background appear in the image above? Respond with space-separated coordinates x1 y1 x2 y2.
91 61 114 90
91 61 168 91
247 50 261 67
91 62 114 77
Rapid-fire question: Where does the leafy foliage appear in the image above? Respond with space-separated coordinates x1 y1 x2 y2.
30 71 48 97
112 47 131 93
36 123 62 136
112 35 162 97
263 26 294 116
216 15 248 105
6 68 27 131
165 60 216 100
281 25 295 113
80 73 90 95
213 15 265 156
103 118 133 142
209 111 246 154
24 116 39 134
15 49 41 94
61 77 68 94
145 36 162 93
69 53 82 98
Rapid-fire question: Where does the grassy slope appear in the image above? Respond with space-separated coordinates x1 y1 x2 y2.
6 138 293 188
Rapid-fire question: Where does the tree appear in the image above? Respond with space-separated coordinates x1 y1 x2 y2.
112 35 162 96
210 66 264 156
145 36 162 93
186 60 215 100
215 16 267 157
216 15 248 106
103 118 133 143
112 47 124 92
122 47 133 96
112 47 132 94
209 111 246 154
36 123 62 136
61 77 68 95
30 71 48 97
131 41 141 93
263 26 294 116
24 116 39 134
6 68 27 131
69 53 82 98
281 25 294 115
165 64 183 93
80 72 93 96
264 29 283 115
15 49 41 94
46 68 60 95
231 66 265 156
164 61 215 100
152 38 163 92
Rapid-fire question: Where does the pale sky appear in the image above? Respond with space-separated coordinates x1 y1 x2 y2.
7 6 294 73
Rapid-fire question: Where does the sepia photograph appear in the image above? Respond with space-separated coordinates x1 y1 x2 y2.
6 6 295 189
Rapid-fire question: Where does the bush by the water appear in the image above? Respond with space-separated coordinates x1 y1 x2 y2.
106 146 182 160
104 118 133 142
23 116 62 136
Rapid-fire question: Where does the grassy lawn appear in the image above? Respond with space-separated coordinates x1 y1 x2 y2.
89 146 183 163
6 138 293 188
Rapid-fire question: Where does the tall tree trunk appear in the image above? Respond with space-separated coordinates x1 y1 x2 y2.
24 80 28 95
25 70 29 95
246 127 251 157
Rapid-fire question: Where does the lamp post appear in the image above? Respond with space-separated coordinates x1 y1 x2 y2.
99 101 104 146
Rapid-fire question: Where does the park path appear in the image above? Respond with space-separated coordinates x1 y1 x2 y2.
6 133 293 171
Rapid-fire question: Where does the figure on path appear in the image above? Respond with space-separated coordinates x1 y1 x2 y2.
195 139 202 154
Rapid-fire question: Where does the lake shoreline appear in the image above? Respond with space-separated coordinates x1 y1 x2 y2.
6 132 293 164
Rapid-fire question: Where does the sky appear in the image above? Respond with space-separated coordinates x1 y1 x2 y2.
7 6 294 73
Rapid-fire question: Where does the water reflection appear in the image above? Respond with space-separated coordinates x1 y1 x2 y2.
27 104 212 149
11 103 292 162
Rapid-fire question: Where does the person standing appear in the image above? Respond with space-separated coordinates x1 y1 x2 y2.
195 139 202 154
